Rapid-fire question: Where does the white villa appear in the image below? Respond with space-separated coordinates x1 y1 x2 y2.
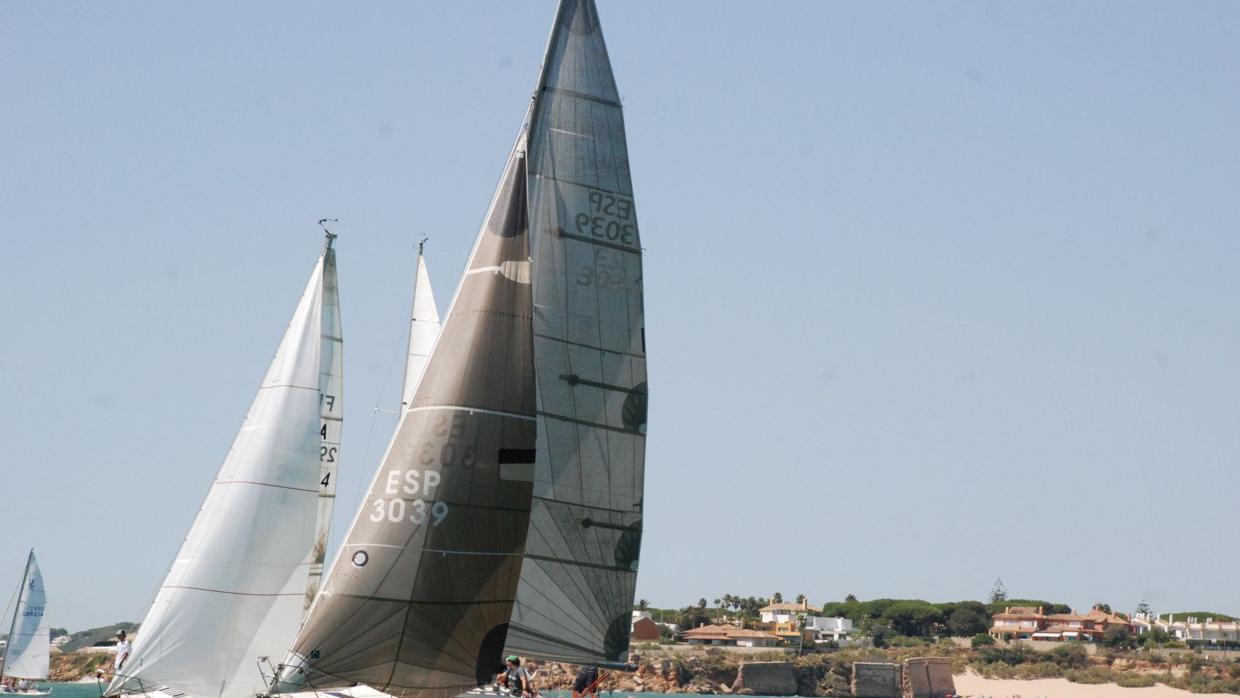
1133 613 1240 647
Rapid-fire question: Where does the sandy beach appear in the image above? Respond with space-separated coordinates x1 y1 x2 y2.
953 673 1234 698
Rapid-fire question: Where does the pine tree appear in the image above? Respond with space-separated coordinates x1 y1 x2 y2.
989 578 1008 604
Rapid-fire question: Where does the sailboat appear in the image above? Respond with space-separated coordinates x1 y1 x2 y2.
276 1 647 695
107 233 344 698
0 550 50 696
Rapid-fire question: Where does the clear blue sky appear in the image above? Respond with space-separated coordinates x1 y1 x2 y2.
4 1 1239 631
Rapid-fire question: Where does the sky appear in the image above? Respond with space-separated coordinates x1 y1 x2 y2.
3 1 1240 631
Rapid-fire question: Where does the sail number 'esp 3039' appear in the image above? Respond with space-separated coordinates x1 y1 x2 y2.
367 413 468 526
369 469 447 525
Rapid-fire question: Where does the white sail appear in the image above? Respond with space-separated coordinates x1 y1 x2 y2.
1 550 49 680
303 246 344 612
110 239 343 698
507 0 649 667
400 243 441 411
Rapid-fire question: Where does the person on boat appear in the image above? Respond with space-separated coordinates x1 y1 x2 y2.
114 630 133 675
571 665 600 698
496 655 531 697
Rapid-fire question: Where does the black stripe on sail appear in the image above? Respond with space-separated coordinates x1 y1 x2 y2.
498 448 536 464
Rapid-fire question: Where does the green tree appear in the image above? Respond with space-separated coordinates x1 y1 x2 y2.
989 578 1008 604
947 607 990 637
1095 603 1113 614
796 593 806 604
871 628 892 648
636 599 649 611
881 601 944 637
1102 624 1134 648
677 606 711 630
845 594 858 603
773 592 784 604
1136 600 1151 617
971 632 996 648
697 598 707 609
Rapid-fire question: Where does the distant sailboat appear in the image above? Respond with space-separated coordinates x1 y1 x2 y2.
107 233 344 698
276 0 647 695
0 550 50 696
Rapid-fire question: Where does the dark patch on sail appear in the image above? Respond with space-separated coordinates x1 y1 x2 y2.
476 623 511 686
488 157 528 239
602 613 631 662
621 382 648 432
614 521 641 571
498 448 536 464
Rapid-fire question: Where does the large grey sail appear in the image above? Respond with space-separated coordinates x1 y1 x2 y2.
506 0 648 668
280 142 536 698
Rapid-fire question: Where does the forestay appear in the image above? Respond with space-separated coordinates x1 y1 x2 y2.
1 550 49 680
506 0 649 668
400 243 441 411
109 240 343 698
280 141 537 698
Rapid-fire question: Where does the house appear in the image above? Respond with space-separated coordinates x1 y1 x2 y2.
680 624 780 648
805 615 854 642
631 616 661 642
1139 615 1240 648
990 606 1043 641
760 601 820 625
990 606 1132 642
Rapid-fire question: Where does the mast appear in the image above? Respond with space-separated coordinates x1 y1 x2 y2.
0 550 34 679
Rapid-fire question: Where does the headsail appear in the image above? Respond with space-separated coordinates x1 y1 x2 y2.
1 550 49 680
400 242 441 411
305 239 344 611
280 140 536 698
506 0 649 667
110 238 343 698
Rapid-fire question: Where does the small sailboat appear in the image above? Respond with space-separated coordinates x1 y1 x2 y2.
276 1 647 696
107 233 345 698
0 550 50 696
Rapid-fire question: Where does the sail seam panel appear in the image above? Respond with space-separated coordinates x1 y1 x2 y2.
212 480 318 494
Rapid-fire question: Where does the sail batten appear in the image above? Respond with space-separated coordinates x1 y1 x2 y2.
110 243 343 698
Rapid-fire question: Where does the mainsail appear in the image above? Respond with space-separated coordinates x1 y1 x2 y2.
400 242 441 411
110 237 344 698
505 0 649 667
280 141 537 698
1 550 49 681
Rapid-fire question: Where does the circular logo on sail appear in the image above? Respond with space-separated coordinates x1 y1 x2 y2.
352 550 369 567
